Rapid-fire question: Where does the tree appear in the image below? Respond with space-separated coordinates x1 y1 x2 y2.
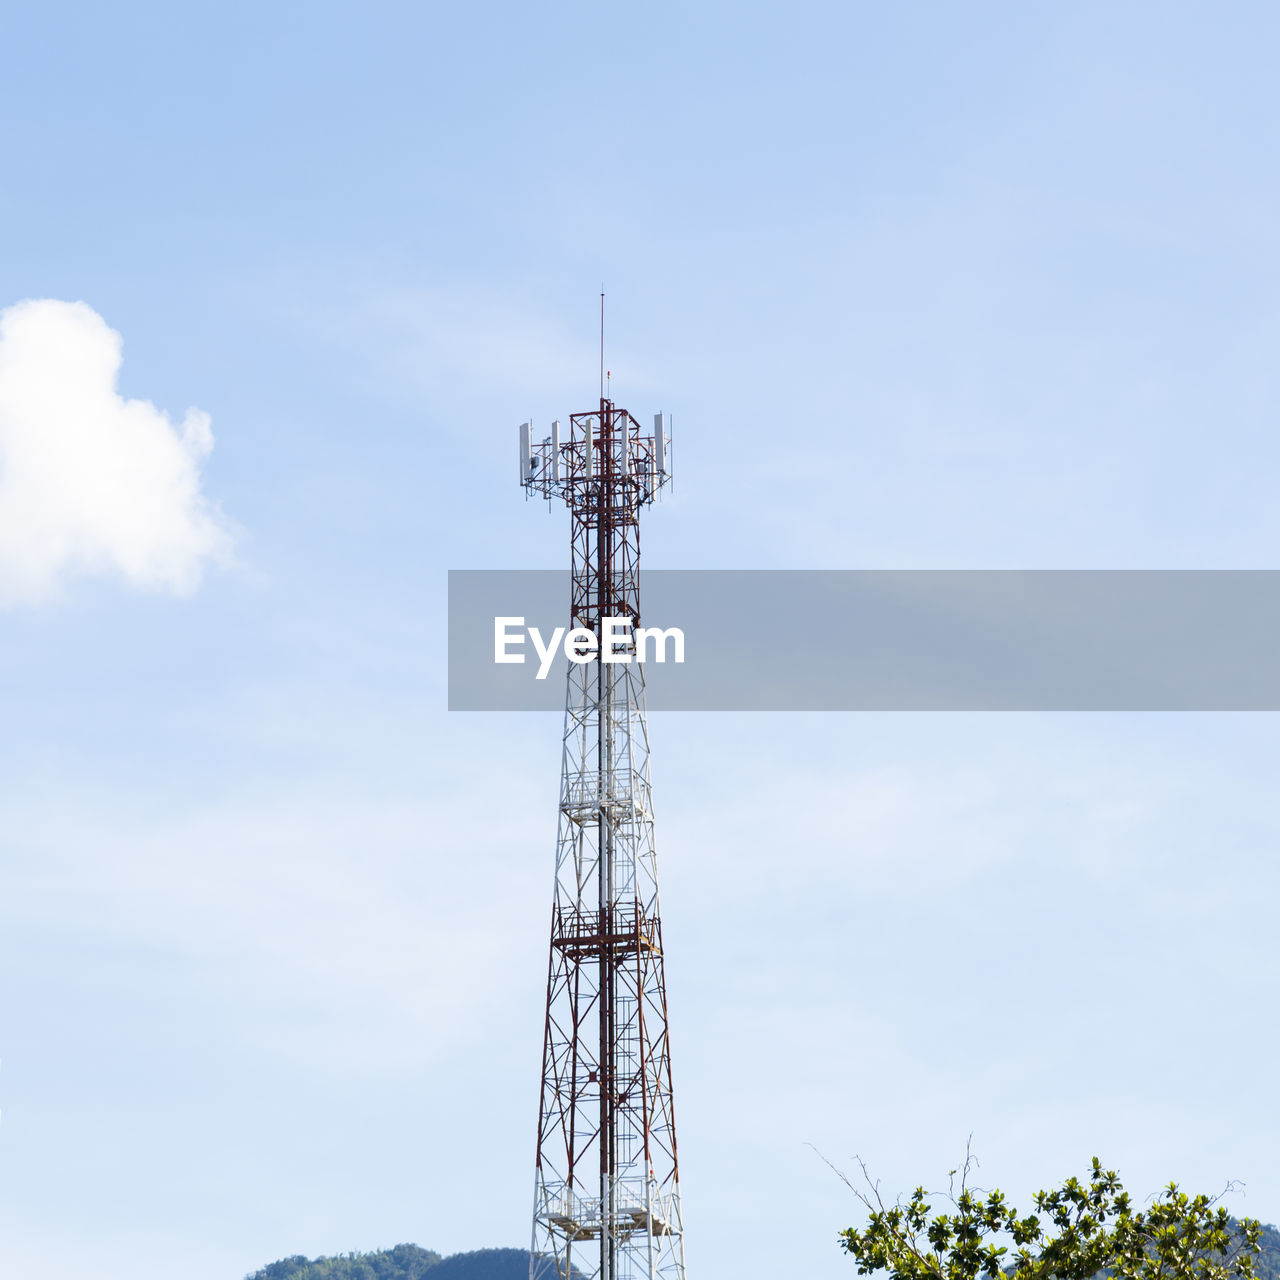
838 1154 1261 1280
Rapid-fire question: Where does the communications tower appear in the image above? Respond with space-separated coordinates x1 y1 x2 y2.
517 390 685 1280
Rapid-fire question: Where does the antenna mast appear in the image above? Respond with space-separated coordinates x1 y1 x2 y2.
517 348 682 1280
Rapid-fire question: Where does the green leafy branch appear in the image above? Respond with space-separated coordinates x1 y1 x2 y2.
831 1150 1260 1280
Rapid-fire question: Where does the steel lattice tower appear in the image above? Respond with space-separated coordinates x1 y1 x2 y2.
518 396 684 1280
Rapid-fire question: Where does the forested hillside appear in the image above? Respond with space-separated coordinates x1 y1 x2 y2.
245 1246 529 1280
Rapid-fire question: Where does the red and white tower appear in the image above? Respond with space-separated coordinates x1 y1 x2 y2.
518 396 685 1280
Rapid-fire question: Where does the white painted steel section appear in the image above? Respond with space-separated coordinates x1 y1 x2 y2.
520 421 533 483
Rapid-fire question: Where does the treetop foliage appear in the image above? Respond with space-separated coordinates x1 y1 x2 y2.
840 1156 1263 1280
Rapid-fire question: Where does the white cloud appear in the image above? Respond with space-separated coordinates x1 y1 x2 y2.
0 298 234 604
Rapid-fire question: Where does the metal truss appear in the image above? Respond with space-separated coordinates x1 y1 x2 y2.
520 401 684 1280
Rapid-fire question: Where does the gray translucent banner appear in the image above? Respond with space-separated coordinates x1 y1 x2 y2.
447 570 1280 711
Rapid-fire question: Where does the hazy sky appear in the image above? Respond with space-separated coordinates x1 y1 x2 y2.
3 5 1280 1279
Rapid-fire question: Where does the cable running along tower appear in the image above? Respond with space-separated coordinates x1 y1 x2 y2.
518 368 684 1280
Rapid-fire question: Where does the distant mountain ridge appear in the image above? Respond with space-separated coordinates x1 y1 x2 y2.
246 1246 529 1280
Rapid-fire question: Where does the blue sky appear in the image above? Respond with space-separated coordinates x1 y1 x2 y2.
3 4 1280 1278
